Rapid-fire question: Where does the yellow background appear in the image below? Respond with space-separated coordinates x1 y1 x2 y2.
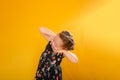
0 0 120 80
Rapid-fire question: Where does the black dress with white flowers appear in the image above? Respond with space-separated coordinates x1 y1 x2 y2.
35 41 64 80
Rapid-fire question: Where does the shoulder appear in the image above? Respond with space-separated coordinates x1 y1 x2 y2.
44 41 52 50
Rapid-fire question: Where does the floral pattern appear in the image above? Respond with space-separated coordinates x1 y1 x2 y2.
35 41 64 80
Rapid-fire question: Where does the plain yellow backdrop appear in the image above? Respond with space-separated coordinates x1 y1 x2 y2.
0 0 120 80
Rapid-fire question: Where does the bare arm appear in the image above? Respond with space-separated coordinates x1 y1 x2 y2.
39 27 56 41
63 51 78 63
57 50 78 63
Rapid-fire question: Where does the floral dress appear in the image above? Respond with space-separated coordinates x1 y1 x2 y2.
35 41 64 80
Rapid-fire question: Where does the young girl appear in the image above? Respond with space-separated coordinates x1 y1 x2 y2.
35 27 78 80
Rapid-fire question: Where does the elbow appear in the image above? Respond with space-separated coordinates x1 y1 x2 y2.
39 27 45 33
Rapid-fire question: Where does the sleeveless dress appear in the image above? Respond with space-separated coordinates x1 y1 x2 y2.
35 41 64 80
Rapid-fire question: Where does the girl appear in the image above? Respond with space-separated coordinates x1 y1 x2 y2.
35 27 78 80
